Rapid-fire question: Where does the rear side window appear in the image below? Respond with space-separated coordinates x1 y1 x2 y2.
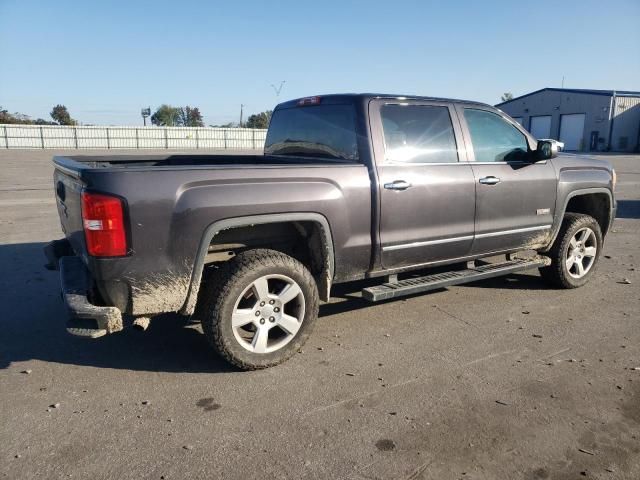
463 109 528 162
265 105 358 161
380 104 459 164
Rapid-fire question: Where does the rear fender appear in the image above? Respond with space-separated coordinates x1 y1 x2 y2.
180 212 335 315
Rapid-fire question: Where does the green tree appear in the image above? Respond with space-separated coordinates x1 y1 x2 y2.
178 106 204 127
50 104 77 125
151 104 180 126
34 118 57 125
0 107 17 124
1 106 55 125
500 92 514 102
152 104 204 126
245 110 272 129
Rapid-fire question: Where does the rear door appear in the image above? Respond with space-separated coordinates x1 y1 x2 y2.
370 100 476 269
456 105 557 254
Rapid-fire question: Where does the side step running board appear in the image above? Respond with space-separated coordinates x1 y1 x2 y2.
362 256 551 302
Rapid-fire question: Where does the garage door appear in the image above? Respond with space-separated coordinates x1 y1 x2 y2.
559 114 586 151
530 115 551 139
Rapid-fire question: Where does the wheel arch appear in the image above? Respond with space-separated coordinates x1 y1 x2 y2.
180 213 335 315
542 188 614 252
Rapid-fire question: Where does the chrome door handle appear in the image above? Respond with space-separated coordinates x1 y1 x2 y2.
384 180 412 191
479 176 500 185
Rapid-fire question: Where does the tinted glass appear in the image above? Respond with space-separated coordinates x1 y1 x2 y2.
265 105 358 161
381 104 458 163
464 109 528 162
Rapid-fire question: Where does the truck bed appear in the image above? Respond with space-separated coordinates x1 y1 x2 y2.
52 152 373 317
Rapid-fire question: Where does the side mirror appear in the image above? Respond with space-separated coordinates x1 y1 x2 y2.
536 140 559 160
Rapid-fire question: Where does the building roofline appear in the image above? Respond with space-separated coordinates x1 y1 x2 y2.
495 87 640 107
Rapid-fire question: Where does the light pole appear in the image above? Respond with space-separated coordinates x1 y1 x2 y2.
239 104 244 128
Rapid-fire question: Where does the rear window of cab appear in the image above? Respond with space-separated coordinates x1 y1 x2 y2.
265 104 359 162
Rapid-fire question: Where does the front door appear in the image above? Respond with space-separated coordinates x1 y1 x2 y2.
370 100 476 269
456 106 557 254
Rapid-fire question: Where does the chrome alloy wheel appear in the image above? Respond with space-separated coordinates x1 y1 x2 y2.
231 274 305 354
565 227 597 279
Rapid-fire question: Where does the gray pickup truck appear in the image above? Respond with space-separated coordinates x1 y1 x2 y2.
46 93 616 369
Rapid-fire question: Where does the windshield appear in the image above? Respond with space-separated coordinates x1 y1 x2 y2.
265 104 358 161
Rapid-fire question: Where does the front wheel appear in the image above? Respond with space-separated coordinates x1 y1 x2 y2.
200 249 319 370
539 213 603 288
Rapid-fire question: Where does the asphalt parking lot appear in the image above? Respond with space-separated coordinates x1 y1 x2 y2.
1 149 639 480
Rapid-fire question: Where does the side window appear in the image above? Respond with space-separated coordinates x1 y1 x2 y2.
463 109 529 162
380 104 459 164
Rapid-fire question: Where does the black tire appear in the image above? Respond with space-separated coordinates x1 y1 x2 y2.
539 213 603 289
200 249 319 370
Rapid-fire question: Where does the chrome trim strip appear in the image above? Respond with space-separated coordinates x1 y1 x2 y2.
384 161 470 166
383 235 474 251
382 225 551 252
382 160 548 166
470 161 547 165
474 224 551 239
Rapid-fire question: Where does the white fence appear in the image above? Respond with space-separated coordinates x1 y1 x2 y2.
0 124 267 150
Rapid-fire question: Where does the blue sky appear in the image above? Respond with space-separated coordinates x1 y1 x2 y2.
1 0 639 126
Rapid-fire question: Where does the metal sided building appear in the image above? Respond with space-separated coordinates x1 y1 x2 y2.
496 88 640 152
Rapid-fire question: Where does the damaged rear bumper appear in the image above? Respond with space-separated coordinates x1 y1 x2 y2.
46 240 123 338
60 256 123 337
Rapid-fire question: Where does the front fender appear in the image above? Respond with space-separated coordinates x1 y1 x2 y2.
544 186 614 252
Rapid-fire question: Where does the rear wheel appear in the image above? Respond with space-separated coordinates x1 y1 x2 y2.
539 213 603 288
200 249 319 370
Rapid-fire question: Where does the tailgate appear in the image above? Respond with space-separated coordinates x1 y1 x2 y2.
53 167 87 257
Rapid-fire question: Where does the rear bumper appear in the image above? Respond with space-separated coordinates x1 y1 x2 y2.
46 240 123 337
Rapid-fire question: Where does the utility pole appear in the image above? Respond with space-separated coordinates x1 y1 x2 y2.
270 81 286 98
239 104 244 128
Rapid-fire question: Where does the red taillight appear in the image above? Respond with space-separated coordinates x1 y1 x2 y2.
81 191 127 257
